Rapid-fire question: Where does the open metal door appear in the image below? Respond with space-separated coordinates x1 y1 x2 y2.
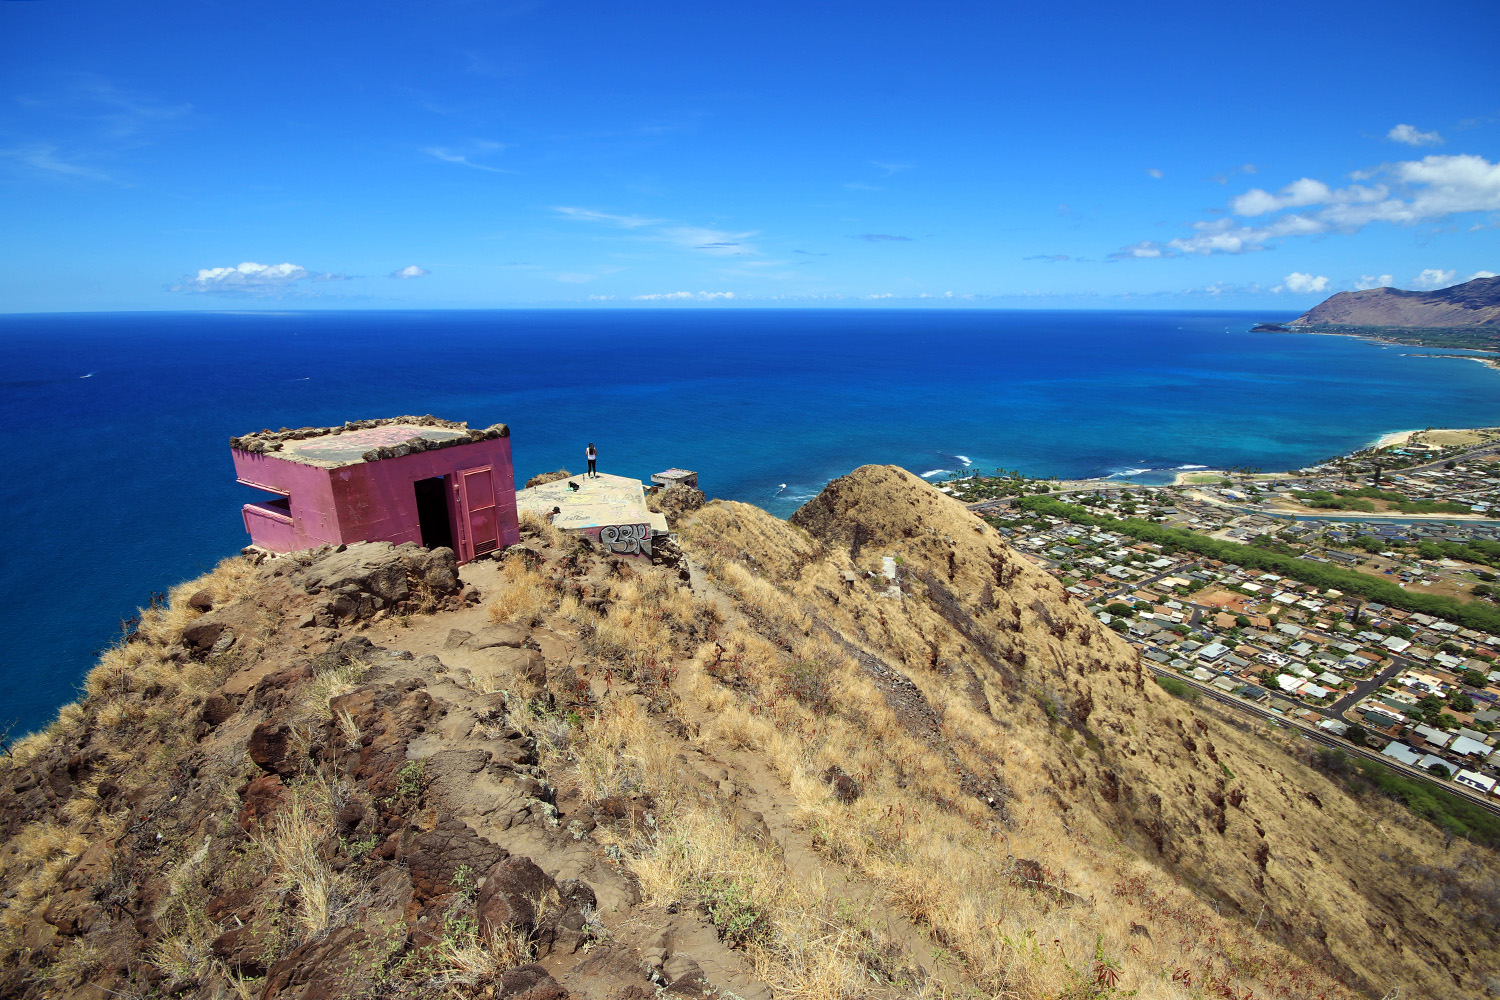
457 465 500 560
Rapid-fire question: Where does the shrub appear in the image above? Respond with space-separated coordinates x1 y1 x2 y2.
1154 676 1198 701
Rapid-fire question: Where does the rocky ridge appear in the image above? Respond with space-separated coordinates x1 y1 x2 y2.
1 467 1497 999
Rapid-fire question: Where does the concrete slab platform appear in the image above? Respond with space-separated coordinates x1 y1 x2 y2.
516 472 669 539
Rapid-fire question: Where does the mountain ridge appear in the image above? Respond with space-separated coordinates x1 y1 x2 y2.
1290 274 1500 329
0 465 1495 999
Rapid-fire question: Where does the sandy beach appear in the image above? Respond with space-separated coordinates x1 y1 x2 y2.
1372 429 1421 449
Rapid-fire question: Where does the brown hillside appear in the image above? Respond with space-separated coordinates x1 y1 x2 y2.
1290 274 1500 328
1 467 1496 1000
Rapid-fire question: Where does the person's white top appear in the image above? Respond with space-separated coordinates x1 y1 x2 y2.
586 447 597 459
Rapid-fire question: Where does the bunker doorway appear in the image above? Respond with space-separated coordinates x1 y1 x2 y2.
414 476 454 550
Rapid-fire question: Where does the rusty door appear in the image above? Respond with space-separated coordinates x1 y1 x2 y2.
457 466 500 560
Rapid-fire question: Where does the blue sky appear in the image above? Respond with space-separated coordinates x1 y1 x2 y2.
1 0 1496 311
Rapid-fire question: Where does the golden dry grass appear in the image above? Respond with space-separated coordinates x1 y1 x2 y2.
627 806 870 1000
518 508 562 549
487 559 557 624
307 656 370 718
666 488 1372 1000
570 696 686 809
257 786 357 942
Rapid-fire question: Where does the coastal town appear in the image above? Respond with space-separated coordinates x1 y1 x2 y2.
947 427 1500 803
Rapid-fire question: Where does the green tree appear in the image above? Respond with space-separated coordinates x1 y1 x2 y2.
1345 724 1368 746
1235 614 1252 628
1463 669 1489 687
1428 763 1451 778
1417 694 1446 724
1450 692 1476 714
1105 602 1134 618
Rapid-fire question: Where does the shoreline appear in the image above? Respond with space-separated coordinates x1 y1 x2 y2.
1371 429 1421 449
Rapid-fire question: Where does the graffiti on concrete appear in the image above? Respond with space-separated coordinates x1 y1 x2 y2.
599 523 651 556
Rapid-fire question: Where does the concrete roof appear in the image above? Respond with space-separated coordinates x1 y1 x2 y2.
515 471 669 534
231 416 507 469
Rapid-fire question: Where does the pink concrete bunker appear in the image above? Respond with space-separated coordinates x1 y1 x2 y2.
231 417 520 564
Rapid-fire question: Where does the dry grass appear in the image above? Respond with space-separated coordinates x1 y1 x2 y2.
132 555 259 647
670 498 1367 1000
307 656 370 718
629 806 871 1000
0 815 112 953
570 696 685 809
257 786 358 942
487 559 557 624
518 508 562 549
432 918 533 988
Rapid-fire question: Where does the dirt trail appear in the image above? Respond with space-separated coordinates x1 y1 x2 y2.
350 556 778 1000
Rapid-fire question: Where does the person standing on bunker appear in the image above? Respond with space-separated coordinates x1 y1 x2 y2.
585 442 598 478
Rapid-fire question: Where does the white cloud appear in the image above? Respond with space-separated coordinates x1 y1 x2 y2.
424 146 512 173
1388 124 1443 147
0 142 114 182
389 264 429 279
1146 168 1164 179
553 206 661 228
553 272 597 283
1273 272 1330 294
172 261 340 294
1230 177 1388 217
1411 268 1457 290
871 161 911 176
1412 268 1499 288
1355 274 1394 290
661 225 759 256
1115 154 1500 258
632 290 734 301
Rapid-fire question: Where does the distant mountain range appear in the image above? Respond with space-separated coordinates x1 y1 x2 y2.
1289 274 1500 328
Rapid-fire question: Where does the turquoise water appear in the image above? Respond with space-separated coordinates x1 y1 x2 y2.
4 308 1499 735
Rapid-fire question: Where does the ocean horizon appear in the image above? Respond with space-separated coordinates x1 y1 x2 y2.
4 307 1500 737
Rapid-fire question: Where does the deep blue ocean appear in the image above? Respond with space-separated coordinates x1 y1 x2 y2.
5 308 1500 736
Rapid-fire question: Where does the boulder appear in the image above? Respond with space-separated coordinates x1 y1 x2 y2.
498 964 570 1000
248 722 295 777
277 542 462 622
199 693 233 727
477 856 557 940
823 764 862 804
181 616 228 656
42 890 98 936
405 819 509 901
466 624 528 650
647 484 706 526
237 773 286 830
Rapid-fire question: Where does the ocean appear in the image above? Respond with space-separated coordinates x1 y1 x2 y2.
4 308 1500 736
